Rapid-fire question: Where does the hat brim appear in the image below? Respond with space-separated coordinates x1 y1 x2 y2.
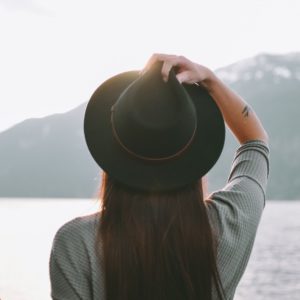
84 70 225 192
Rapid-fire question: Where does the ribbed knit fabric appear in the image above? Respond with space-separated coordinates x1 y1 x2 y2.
49 140 269 300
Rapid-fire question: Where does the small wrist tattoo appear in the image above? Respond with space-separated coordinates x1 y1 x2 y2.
242 105 250 117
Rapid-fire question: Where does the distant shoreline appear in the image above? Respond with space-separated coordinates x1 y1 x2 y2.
0 197 300 201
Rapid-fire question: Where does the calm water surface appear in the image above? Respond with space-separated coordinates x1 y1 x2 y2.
0 199 299 300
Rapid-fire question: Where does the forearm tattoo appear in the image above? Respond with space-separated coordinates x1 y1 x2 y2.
242 105 250 118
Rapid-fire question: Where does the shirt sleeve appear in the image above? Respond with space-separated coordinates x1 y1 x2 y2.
206 139 270 297
49 218 93 300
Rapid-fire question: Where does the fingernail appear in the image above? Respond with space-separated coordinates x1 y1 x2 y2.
176 76 182 84
163 76 168 82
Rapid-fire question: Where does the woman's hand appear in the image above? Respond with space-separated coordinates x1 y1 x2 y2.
141 53 215 89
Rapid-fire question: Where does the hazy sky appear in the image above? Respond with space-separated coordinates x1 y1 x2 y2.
1 0 300 132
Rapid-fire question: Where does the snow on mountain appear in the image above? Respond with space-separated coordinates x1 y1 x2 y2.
216 53 300 84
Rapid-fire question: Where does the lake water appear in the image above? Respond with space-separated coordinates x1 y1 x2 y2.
0 199 299 300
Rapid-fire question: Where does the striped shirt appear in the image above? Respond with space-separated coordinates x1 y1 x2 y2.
49 140 270 299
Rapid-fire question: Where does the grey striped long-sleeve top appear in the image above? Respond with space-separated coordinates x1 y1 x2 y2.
49 140 270 300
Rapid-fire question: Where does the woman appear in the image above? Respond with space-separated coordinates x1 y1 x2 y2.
49 54 269 300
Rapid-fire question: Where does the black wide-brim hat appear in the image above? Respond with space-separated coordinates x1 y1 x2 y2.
84 62 225 192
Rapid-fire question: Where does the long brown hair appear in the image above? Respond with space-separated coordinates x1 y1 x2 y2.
96 172 225 300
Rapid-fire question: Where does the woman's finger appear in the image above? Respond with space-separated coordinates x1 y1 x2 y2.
161 61 173 82
141 53 178 75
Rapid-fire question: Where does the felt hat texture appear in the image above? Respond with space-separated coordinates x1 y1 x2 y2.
84 62 225 191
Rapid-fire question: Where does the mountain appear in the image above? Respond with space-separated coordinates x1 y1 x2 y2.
0 104 100 198
1 52 300 199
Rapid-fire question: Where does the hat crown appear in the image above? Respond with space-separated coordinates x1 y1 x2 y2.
112 62 197 160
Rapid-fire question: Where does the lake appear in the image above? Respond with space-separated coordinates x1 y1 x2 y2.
0 199 299 300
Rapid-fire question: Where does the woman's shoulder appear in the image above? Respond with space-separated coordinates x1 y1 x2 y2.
56 211 100 233
49 212 103 296
52 212 101 252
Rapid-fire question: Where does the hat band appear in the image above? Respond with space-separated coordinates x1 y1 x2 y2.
111 112 197 161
